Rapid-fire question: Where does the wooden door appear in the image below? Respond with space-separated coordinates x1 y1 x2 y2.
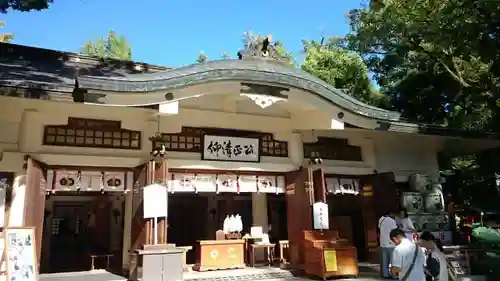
285 168 314 268
371 172 398 217
49 203 91 272
360 172 398 262
168 194 208 263
267 195 287 241
24 156 48 270
312 169 326 203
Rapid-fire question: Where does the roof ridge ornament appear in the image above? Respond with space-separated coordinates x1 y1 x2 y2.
237 33 288 63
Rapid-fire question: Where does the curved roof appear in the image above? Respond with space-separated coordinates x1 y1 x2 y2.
77 59 402 121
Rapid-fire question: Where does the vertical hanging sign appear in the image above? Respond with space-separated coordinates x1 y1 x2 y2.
312 202 329 230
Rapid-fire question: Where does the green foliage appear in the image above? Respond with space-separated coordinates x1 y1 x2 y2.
345 0 500 204
301 38 388 107
0 0 52 13
80 31 132 61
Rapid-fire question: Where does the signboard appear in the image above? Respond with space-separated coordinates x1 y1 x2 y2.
143 183 168 218
323 249 338 272
202 135 260 162
313 202 329 230
5 227 37 281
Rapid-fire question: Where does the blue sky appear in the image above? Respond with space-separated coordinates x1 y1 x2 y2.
2 0 364 67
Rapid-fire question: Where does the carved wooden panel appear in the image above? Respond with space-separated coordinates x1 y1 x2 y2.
304 137 362 161
152 127 288 157
43 117 141 150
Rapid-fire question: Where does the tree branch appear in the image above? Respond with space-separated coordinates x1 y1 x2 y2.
437 57 471 88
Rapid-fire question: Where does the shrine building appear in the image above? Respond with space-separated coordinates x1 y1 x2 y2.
0 41 498 275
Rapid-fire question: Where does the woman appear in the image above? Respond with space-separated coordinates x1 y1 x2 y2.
420 231 448 281
397 207 416 232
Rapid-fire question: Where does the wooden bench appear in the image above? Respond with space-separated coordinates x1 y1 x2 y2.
90 253 114 270
250 243 275 267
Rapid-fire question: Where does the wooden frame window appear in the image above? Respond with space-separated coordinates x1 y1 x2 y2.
303 137 362 161
43 118 141 150
152 127 288 157
259 133 288 157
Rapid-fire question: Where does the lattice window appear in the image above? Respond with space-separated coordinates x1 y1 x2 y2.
304 137 362 161
259 134 288 157
43 118 141 150
153 127 203 152
152 127 288 157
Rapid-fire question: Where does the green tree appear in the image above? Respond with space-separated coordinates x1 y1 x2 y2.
0 0 52 13
345 0 500 203
0 21 13 43
196 51 208 63
301 38 388 107
80 31 132 60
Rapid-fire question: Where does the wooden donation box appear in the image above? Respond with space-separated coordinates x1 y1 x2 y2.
193 240 245 271
303 230 359 279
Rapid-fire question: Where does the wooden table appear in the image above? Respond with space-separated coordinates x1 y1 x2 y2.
89 253 114 270
278 240 290 264
193 240 245 271
250 243 275 267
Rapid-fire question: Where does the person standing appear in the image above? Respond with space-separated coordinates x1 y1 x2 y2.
420 231 448 281
390 228 426 281
379 210 399 279
397 207 417 241
397 207 416 232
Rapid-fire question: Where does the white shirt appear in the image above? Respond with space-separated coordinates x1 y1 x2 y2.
398 217 416 231
429 248 448 281
379 216 398 247
392 238 426 281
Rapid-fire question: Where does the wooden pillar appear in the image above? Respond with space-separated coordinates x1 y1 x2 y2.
130 162 154 250
23 157 47 271
285 168 314 269
312 169 326 203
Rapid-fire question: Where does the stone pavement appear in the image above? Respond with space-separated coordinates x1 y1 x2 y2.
183 264 383 281
38 265 383 281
